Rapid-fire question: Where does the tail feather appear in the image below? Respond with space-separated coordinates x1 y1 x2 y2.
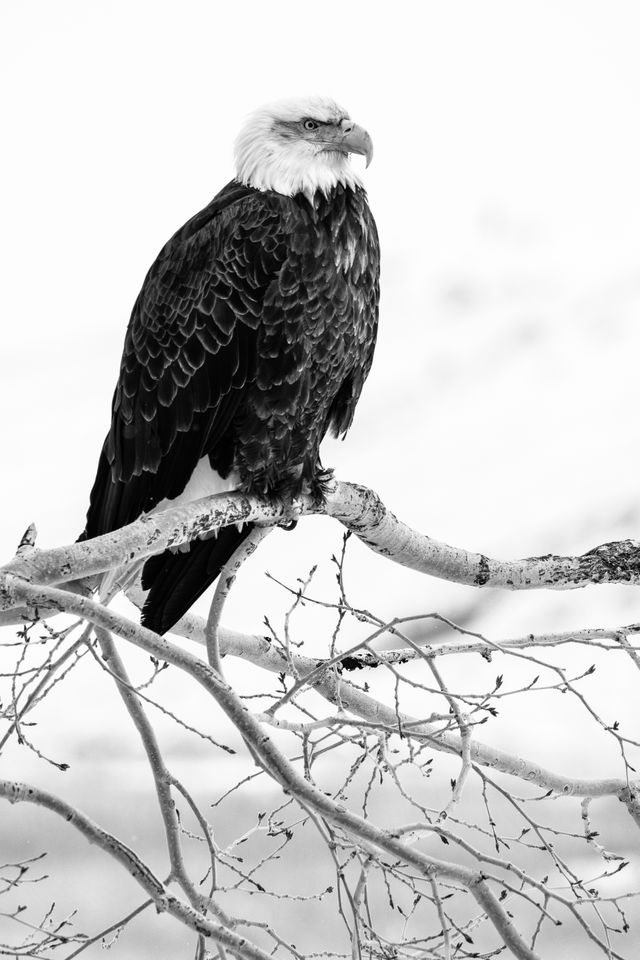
140 524 254 635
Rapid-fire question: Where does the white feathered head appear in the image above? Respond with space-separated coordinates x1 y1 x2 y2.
234 96 373 199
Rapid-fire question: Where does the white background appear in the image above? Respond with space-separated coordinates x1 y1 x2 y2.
2 2 640 956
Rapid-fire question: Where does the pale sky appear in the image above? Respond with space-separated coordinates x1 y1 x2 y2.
2 0 640 760
2 6 640 954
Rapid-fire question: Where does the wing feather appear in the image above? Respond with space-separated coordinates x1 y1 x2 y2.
82 183 286 538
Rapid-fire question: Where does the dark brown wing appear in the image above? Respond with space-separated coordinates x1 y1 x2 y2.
81 182 287 538
81 182 380 637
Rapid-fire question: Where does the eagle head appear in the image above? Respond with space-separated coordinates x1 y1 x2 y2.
234 96 373 200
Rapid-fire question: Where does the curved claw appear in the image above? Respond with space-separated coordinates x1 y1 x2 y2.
279 497 303 531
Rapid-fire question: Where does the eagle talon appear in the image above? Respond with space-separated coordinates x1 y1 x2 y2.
279 497 303 531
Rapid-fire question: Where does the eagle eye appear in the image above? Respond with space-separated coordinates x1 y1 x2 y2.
303 119 319 131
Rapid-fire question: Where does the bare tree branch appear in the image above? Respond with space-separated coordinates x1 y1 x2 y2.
0 780 274 960
0 576 544 960
2 481 640 617
160 607 640 808
3 477 640 957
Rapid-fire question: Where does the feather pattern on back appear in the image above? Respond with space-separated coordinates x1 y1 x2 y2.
82 166 379 634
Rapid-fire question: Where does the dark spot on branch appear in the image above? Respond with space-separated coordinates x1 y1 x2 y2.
474 555 491 586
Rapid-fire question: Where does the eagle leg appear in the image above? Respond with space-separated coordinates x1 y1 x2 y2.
308 466 336 506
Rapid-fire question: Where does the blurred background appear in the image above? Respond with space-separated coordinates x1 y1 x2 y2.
2 1 640 956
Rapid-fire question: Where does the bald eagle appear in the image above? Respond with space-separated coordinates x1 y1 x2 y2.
82 97 380 635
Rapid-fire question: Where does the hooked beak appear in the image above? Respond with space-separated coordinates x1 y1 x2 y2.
339 120 374 168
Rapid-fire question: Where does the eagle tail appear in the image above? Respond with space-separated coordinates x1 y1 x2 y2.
140 524 255 636
80 446 154 543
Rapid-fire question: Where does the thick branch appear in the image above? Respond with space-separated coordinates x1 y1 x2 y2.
2 483 640 616
1 492 290 596
325 482 640 590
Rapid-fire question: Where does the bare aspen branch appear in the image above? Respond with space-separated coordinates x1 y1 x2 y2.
0 577 543 960
16 524 38 556
3 477 640 957
0 781 273 960
360 626 640 661
162 607 640 808
62 898 153 960
205 527 272 674
2 482 640 617
93 627 233 930
325 482 640 590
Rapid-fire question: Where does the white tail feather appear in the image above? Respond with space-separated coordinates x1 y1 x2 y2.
98 459 238 603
